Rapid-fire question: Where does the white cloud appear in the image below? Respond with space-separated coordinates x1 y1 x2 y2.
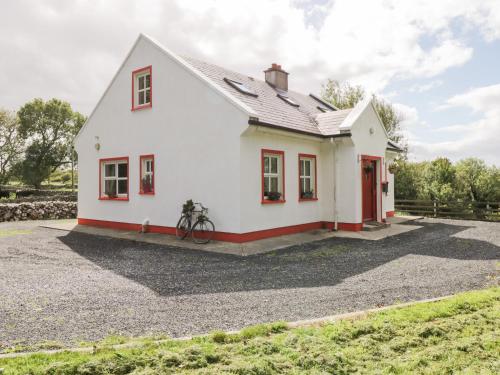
409 80 444 93
444 83 500 113
1 0 500 115
408 84 500 165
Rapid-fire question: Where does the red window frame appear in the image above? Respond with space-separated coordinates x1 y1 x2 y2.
139 154 155 195
261 149 286 204
131 65 152 111
98 156 129 201
298 153 318 201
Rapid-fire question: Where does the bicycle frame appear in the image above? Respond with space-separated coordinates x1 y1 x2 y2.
185 203 208 228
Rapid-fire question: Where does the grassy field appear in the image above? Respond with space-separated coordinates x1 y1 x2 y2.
1 287 498 374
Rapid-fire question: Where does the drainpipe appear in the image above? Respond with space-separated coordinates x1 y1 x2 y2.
331 138 338 231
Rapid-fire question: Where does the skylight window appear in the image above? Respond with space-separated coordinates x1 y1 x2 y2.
317 106 327 113
223 78 258 97
309 93 337 111
277 94 299 107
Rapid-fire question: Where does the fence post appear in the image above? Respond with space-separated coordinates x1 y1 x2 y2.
433 200 437 218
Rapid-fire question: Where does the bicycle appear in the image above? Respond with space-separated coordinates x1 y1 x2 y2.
175 200 215 244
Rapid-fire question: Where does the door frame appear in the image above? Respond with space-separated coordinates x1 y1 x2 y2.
360 155 383 223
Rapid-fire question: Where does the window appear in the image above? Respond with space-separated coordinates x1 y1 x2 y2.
261 149 285 203
132 66 152 110
99 157 129 200
223 78 258 97
277 93 299 107
309 93 337 111
299 154 317 201
140 155 155 195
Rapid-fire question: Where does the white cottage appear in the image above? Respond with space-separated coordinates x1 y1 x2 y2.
75 34 402 243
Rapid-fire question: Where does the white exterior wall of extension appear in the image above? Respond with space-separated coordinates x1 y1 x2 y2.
384 152 397 214
75 36 250 233
334 138 360 224
349 102 394 222
238 128 329 233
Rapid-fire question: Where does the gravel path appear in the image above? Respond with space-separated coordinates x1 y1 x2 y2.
0 218 498 348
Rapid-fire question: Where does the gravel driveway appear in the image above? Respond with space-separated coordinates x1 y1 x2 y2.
0 218 498 348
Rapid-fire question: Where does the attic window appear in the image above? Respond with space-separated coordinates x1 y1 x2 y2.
309 93 337 111
132 66 152 111
223 78 258 97
277 94 299 107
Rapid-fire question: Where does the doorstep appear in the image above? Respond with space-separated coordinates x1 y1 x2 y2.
40 216 423 256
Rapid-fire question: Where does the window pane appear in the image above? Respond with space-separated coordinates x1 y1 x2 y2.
305 178 311 192
305 160 311 176
118 180 128 195
139 91 145 105
145 160 152 173
264 177 269 194
300 160 304 176
104 163 115 177
145 89 150 103
271 157 278 174
142 173 153 192
270 177 278 192
145 74 150 88
138 76 144 90
118 163 128 178
104 180 116 196
264 157 269 173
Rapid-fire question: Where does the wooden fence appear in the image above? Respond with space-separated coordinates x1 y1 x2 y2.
395 199 500 222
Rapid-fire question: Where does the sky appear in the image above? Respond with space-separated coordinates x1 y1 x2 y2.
1 0 499 165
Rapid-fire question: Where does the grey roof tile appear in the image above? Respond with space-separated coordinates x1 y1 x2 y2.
181 56 346 137
315 109 352 136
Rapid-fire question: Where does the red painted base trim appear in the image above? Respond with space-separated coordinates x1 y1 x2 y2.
337 222 364 231
78 218 140 231
386 211 395 217
77 218 363 243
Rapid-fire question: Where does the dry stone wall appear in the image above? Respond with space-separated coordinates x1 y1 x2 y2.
0 201 77 222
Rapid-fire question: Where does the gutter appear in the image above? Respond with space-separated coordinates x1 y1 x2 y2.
386 147 403 153
248 119 351 139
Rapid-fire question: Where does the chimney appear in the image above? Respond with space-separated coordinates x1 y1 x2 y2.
264 63 289 91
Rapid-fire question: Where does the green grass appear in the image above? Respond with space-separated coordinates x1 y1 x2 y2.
1 288 499 374
0 229 33 238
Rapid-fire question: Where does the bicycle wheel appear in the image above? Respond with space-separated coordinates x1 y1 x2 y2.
175 215 190 240
191 219 215 244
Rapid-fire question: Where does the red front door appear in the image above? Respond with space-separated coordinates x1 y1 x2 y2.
362 160 377 222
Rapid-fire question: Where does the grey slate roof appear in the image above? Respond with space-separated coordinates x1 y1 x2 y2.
315 109 353 136
181 56 346 137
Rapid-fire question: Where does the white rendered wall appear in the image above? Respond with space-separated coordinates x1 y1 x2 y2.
75 37 249 233
384 153 396 213
239 128 328 233
350 103 390 222
334 138 360 224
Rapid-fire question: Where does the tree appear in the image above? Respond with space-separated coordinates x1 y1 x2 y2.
422 157 456 201
321 79 406 155
0 109 25 186
455 158 500 202
321 80 365 110
393 160 427 199
16 98 85 188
